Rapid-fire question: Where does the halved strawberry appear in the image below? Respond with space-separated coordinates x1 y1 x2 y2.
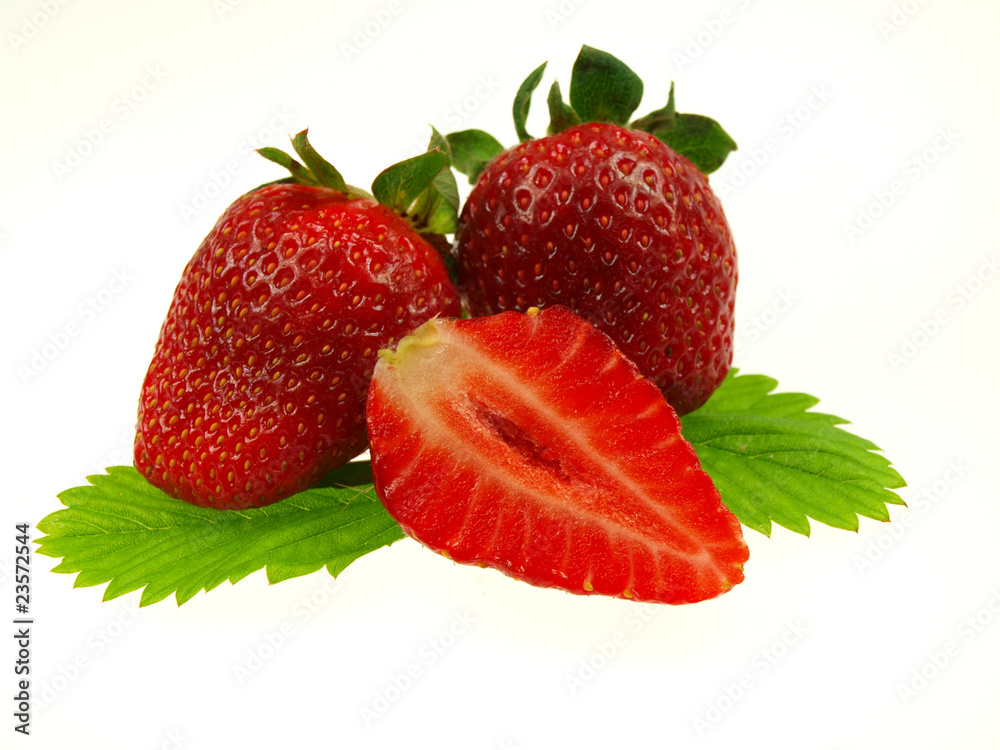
366 305 748 604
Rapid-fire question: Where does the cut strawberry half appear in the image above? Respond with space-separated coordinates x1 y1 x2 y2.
365 305 748 604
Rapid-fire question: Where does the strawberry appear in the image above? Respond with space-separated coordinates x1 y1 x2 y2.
366 305 748 604
134 130 461 509
447 46 739 414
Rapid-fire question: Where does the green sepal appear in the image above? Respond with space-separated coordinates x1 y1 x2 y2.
256 147 316 185
445 129 506 184
568 45 644 125
631 83 737 174
402 128 461 235
513 61 547 142
372 149 451 223
258 128 459 235
420 169 460 235
546 80 582 135
291 128 348 192
441 46 737 183
257 129 365 197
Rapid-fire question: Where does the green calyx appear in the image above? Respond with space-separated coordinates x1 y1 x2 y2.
257 128 460 235
629 82 738 175
446 44 738 180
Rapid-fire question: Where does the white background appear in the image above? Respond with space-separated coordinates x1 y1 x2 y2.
3 0 999 748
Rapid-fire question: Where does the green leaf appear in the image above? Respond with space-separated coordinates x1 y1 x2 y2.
680 371 906 537
546 80 582 135
569 45 644 125
371 149 450 217
315 459 374 488
290 128 348 192
446 129 505 183
36 464 403 607
513 61 547 142
631 83 737 174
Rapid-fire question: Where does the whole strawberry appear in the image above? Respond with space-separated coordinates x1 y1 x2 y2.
134 130 461 509
448 46 738 414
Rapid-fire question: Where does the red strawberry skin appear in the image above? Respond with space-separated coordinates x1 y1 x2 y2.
366 306 748 604
454 122 737 414
135 182 460 509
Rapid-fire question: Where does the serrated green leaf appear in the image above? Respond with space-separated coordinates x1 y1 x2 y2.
631 83 737 174
446 129 505 184
36 464 403 606
680 371 906 537
513 61 547 142
569 45 644 125
371 149 450 217
546 80 582 135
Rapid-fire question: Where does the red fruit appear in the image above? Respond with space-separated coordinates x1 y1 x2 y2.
135 132 460 509
449 46 738 414
366 306 748 605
